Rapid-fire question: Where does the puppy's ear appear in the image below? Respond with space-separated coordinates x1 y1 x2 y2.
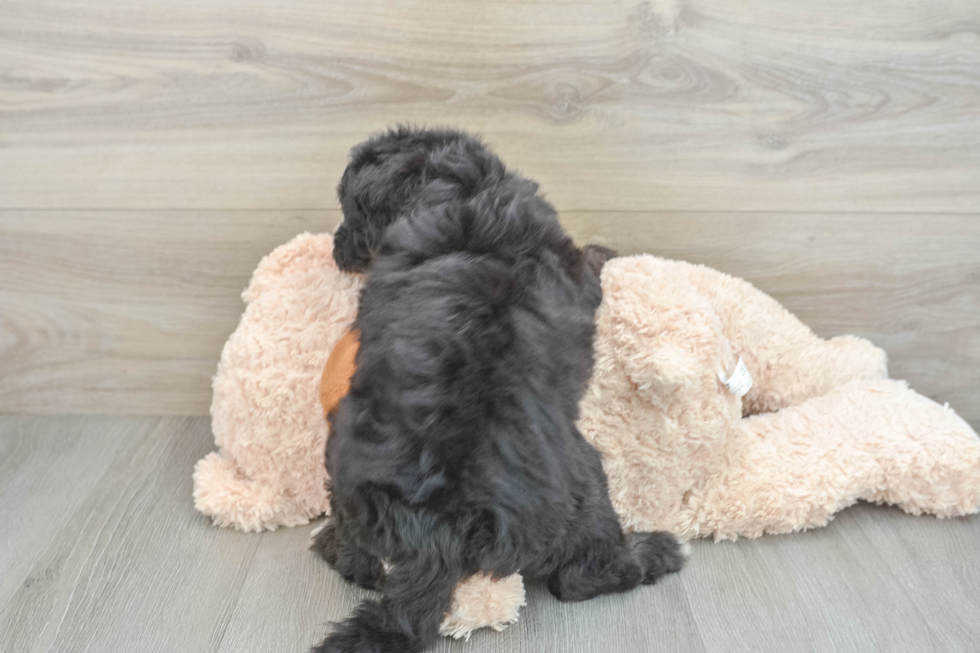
332 221 382 273
582 244 618 276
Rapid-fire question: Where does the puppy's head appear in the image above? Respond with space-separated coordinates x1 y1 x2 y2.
333 126 505 273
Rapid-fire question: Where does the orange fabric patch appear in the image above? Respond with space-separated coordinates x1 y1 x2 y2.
320 329 360 417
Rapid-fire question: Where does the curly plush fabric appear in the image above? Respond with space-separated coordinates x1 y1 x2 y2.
193 233 361 532
193 232 980 639
581 255 980 541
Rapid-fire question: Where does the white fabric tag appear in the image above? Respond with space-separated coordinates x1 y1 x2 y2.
718 356 753 398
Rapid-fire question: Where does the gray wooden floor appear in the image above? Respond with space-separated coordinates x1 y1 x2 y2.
2 415 978 653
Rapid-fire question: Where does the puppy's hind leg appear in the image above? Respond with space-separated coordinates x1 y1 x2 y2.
627 530 688 585
547 517 685 602
547 448 685 602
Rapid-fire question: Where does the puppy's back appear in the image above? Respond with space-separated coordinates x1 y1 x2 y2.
329 179 601 522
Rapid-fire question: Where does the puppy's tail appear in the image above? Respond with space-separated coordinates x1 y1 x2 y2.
314 553 462 653
314 521 464 653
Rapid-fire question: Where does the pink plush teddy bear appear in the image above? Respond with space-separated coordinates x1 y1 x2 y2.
195 233 980 639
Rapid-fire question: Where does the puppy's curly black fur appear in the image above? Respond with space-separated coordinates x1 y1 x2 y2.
333 127 506 274
313 127 684 653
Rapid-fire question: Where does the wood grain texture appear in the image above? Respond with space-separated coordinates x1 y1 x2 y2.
0 416 133 609
216 527 366 653
0 210 339 414
1 0 978 212
2 211 977 424
683 510 949 653
1 415 978 652
850 505 980 652
0 416 261 653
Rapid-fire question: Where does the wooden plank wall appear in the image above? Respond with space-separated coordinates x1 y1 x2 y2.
0 0 977 423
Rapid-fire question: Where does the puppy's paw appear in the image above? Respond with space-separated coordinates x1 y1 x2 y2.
628 531 686 584
311 519 386 590
310 520 327 541
311 519 341 567
341 553 385 591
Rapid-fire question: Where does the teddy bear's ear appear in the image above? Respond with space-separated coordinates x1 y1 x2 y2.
597 256 732 401
243 233 342 303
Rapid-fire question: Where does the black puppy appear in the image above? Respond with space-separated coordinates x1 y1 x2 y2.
313 128 684 653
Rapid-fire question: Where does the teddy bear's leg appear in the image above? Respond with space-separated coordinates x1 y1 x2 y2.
192 452 289 532
682 262 888 414
312 514 386 591
695 378 980 540
546 443 685 601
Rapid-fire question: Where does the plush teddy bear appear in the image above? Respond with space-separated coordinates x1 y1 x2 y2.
579 255 980 541
194 232 980 639
194 233 361 532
